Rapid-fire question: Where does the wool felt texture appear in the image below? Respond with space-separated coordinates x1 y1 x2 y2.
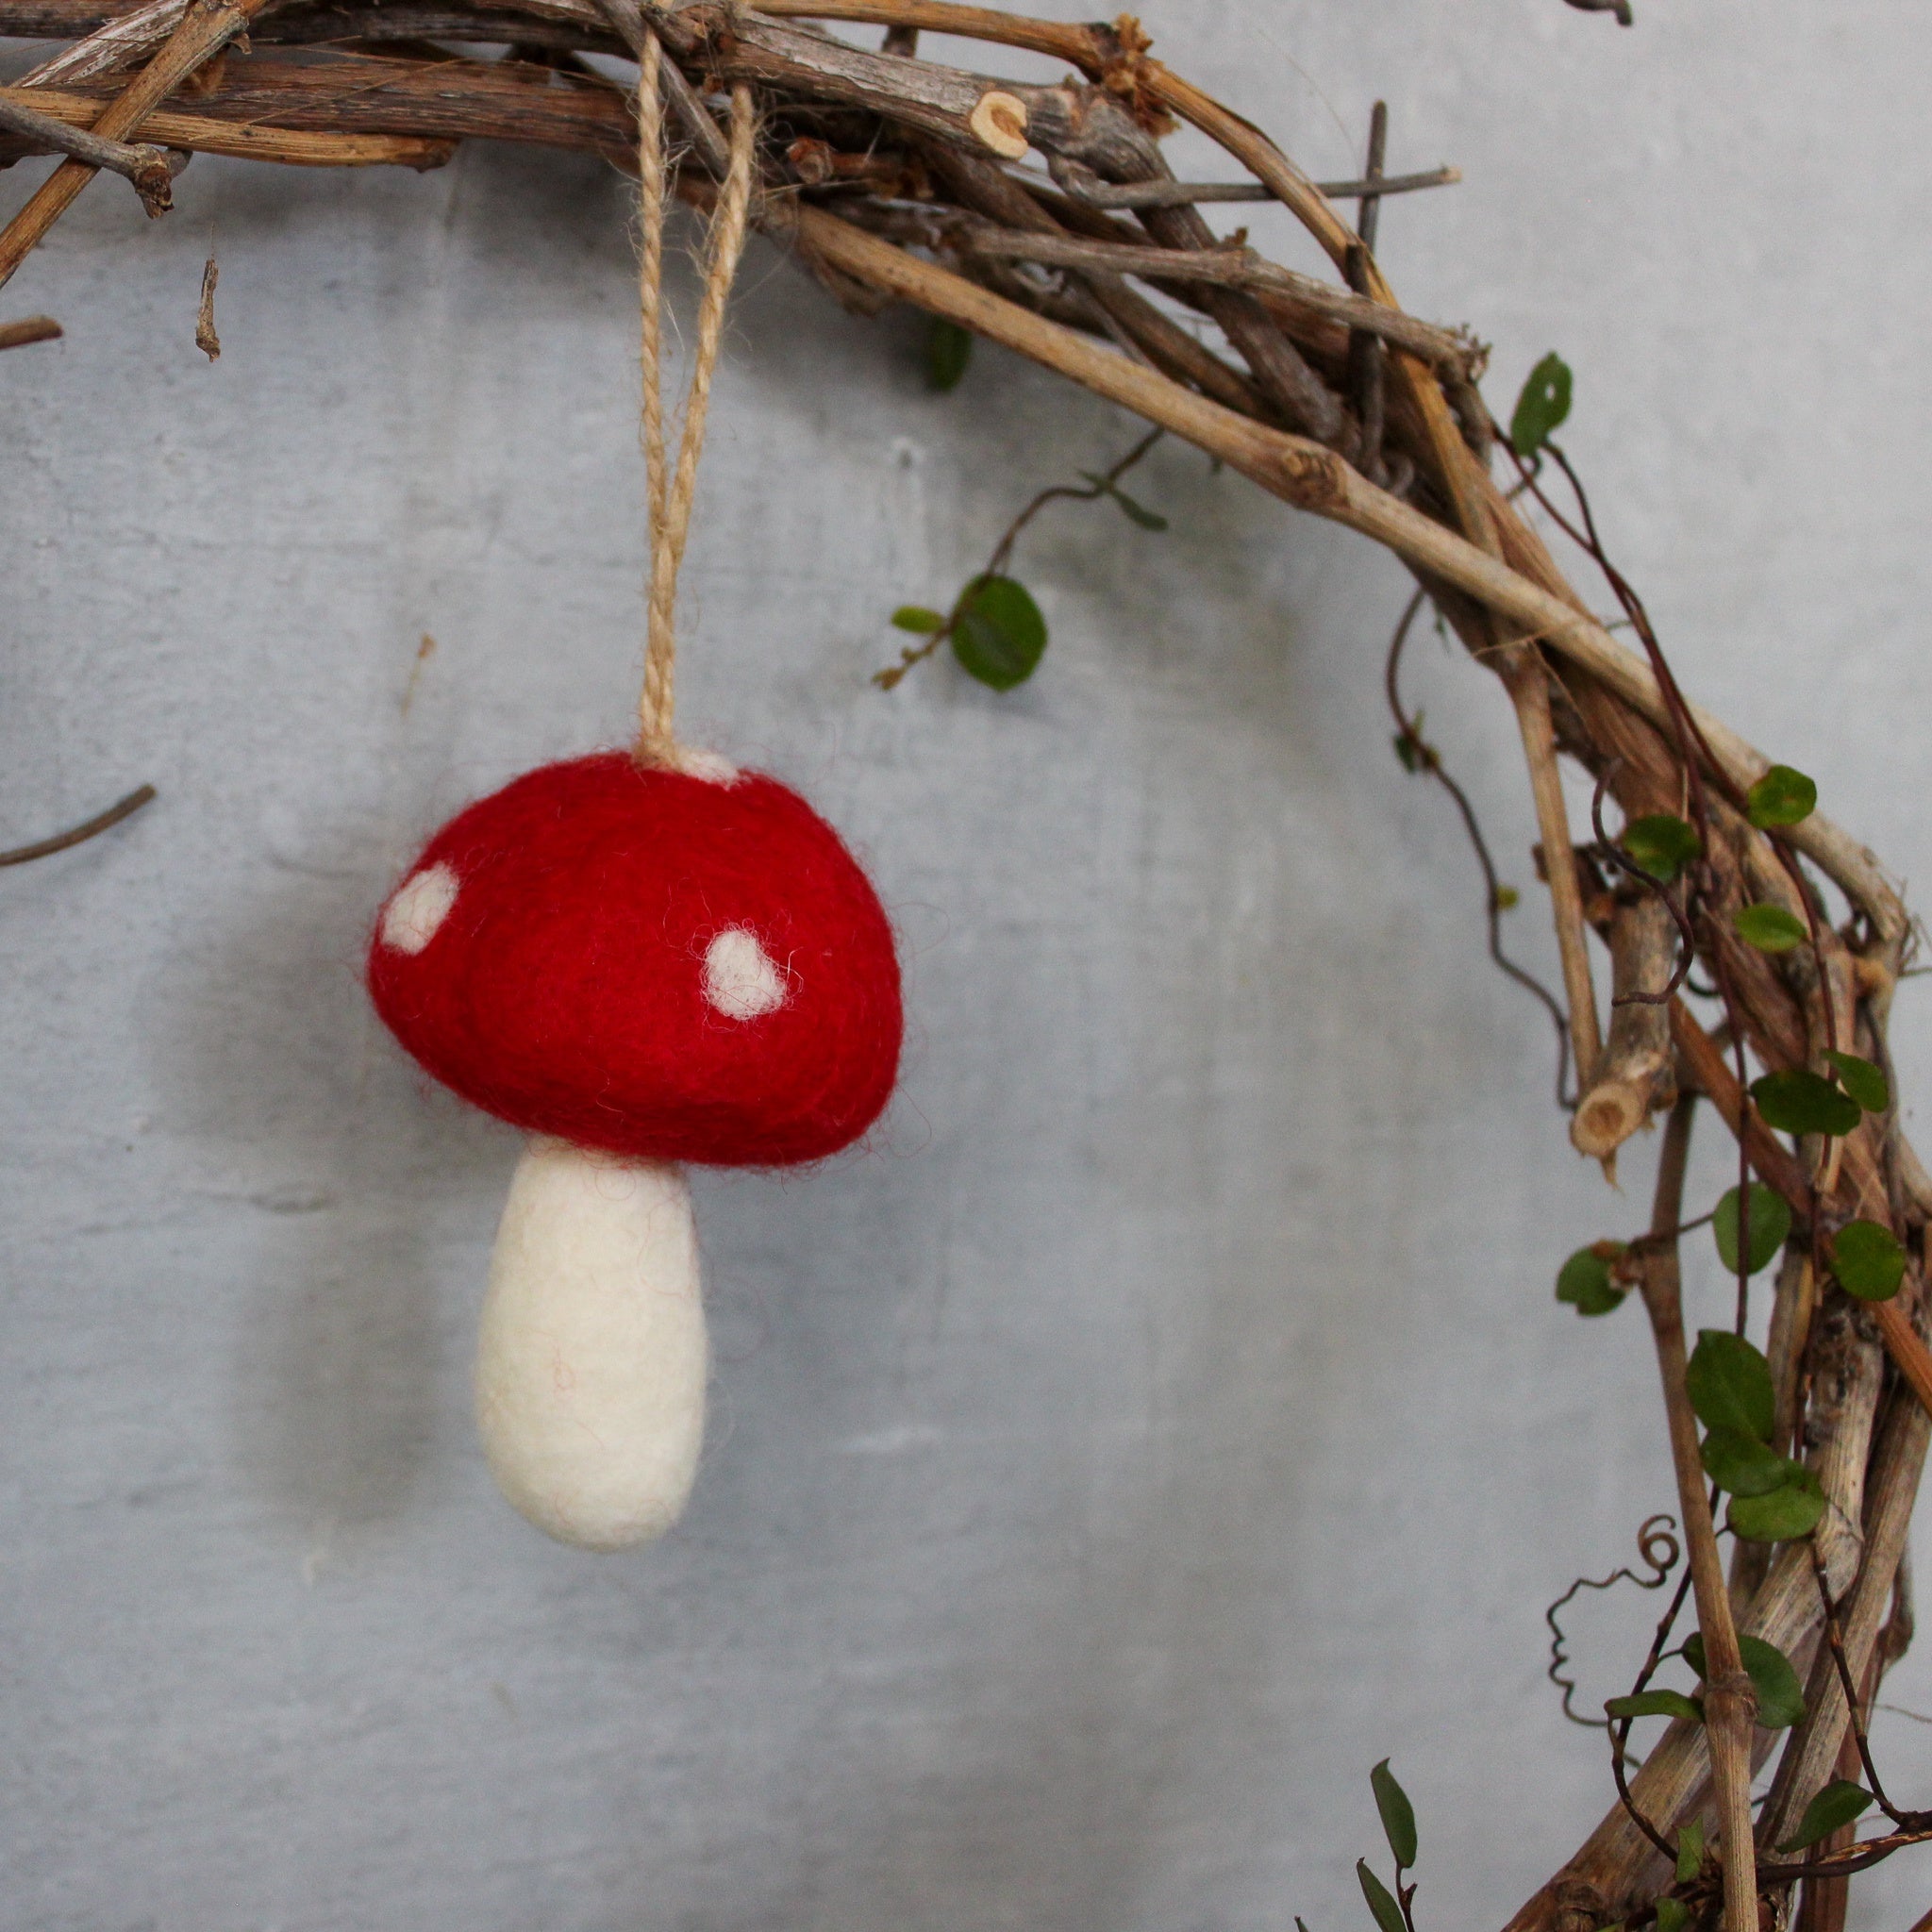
477 1140 706 1551
368 752 902 1165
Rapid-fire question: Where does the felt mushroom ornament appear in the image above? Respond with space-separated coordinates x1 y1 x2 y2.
365 72 903 1551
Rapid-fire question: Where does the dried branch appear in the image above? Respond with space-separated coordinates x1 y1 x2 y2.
1761 1386 1930 1853
1635 1096 1759 1932
0 311 61 347
0 84 458 168
1572 893 1676 1159
0 0 279 290
0 782 154 865
1054 163 1460 209
952 225 1481 375
0 88 176 210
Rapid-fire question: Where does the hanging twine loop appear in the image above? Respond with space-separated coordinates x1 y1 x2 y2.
634 41 757 767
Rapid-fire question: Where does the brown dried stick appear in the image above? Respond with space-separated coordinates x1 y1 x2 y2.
0 89 176 211
0 783 154 865
0 312 62 347
1762 1389 1930 1854
953 225 1478 375
928 146 1263 414
17 0 190 83
1573 892 1677 1158
0 86 458 167
1502 657 1603 1096
1637 1097 1759 1932
1063 165 1460 209
590 0 728 177
0 0 279 291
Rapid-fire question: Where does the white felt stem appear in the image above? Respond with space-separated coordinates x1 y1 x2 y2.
476 1139 706 1552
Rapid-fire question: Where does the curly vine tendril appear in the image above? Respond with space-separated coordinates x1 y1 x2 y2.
1546 1514 1683 1729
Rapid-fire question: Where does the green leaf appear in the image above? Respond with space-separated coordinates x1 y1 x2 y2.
1654 1900 1689 1932
1832 1220 1907 1303
925 317 973 392
1674 1820 1705 1885
1734 904 1807 953
1685 1330 1775 1442
950 575 1047 691
1699 1425 1795 1498
1605 1689 1703 1724
1740 1634 1807 1728
1621 813 1701 885
1727 1466 1825 1543
1370 1759 1418 1870
1712 1184 1792 1277
1686 1632 1807 1728
1751 1069 1861 1139
1079 473 1169 532
1557 1244 1627 1317
1747 765 1818 831
1357 1862 1407 1932
1493 885 1520 911
1778 1778 1873 1853
891 606 946 635
1823 1050 1889 1114
1510 351 1573 458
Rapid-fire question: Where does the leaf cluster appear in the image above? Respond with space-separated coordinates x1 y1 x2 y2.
1354 1759 1419 1932
1687 1330 1823 1543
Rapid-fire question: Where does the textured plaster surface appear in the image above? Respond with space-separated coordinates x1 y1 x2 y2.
2 6 1929 1930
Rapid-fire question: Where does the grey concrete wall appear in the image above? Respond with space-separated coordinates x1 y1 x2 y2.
2 5 1929 1929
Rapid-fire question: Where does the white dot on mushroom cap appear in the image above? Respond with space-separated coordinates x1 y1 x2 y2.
674 747 742 786
380 862 460 955
703 927 789 1021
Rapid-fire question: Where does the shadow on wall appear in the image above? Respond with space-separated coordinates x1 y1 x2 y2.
147 811 512 1542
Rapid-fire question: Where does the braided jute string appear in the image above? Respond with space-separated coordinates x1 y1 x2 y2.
634 39 756 765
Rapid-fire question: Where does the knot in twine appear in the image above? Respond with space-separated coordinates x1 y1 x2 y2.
634 38 757 769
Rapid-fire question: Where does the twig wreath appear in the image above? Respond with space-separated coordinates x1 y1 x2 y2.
1 4 1927 1930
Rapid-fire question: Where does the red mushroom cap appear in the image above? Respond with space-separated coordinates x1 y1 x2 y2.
367 752 902 1165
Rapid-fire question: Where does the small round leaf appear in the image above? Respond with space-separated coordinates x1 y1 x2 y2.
1621 813 1701 885
1738 1634 1807 1728
1823 1050 1889 1114
1746 765 1818 831
1750 1070 1861 1139
1510 352 1574 458
1557 1244 1626 1317
1778 1779 1873 1853
1727 1468 1825 1543
1832 1220 1907 1302
951 575 1047 691
1712 1184 1791 1277
1677 1633 1803 1726
1686 1329 1775 1442
1733 904 1807 954
1699 1426 1791 1498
